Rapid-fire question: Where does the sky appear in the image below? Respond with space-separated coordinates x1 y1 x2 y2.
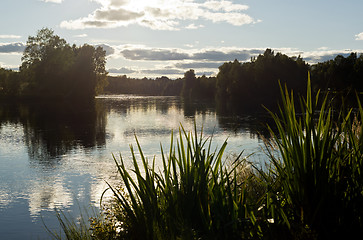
1 0 363 79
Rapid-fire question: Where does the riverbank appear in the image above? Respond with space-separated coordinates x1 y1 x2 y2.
52 80 363 239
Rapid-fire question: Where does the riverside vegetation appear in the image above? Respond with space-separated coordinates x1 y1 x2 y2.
2 29 363 111
1 29 362 239
51 77 363 240
0 28 107 101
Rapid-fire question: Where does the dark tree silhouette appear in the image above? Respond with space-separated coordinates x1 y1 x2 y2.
14 28 107 100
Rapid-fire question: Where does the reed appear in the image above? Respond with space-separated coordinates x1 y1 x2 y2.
46 209 93 240
259 74 363 239
102 125 259 239
52 75 363 239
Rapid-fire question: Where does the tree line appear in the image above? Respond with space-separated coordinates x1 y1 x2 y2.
1 28 363 107
104 72 217 98
105 49 363 109
0 28 107 101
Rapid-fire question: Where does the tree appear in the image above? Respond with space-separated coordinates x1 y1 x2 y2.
19 28 107 100
215 49 309 109
181 69 197 97
94 46 108 95
21 28 69 70
0 67 20 97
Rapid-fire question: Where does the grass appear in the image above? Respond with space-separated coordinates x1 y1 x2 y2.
102 125 260 239
258 75 363 239
52 75 363 239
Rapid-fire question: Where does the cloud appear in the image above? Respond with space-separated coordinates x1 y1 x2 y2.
108 67 135 74
121 49 190 60
94 8 143 21
202 0 249 12
0 43 25 53
174 62 223 69
355 32 363 40
301 50 359 63
95 44 115 56
0 35 21 39
120 47 264 62
40 0 63 3
92 0 130 7
192 49 263 61
203 12 254 26
185 23 204 29
74 34 88 38
140 68 185 75
60 0 258 30
111 45 363 78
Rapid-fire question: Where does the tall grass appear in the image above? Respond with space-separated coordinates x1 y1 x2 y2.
46 209 93 240
103 125 260 239
259 75 363 239
52 74 363 239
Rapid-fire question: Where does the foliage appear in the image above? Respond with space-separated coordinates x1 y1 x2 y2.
216 49 308 110
104 74 216 98
0 67 21 97
104 75 184 96
0 28 107 100
181 69 197 97
52 76 363 239
46 209 93 240
259 75 363 239
310 52 363 106
102 125 260 239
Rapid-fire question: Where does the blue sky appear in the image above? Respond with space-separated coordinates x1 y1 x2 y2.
1 0 363 78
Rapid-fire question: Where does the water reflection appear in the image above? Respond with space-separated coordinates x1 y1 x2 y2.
98 95 271 138
0 95 272 239
0 100 107 161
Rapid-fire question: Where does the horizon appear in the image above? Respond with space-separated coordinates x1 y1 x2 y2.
1 0 363 78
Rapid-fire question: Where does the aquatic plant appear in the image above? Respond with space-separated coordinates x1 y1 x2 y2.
102 125 260 239
259 75 363 239
52 74 363 239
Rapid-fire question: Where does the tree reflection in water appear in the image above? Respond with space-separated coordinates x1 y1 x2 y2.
0 100 107 164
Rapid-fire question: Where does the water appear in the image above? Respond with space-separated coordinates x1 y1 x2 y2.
0 95 270 239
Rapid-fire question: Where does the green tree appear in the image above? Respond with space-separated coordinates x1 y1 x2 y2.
0 67 20 97
215 49 308 109
181 69 197 97
19 28 107 100
21 28 69 70
310 52 363 106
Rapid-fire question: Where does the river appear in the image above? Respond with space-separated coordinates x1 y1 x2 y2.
0 95 271 239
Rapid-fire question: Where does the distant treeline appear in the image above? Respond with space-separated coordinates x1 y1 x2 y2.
311 52 363 104
104 49 363 108
1 28 363 107
0 28 107 101
105 76 184 96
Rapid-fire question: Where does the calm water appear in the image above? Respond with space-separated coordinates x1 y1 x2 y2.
0 95 270 239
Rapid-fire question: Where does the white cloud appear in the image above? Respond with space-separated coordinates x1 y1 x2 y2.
108 67 135 74
74 34 88 38
202 1 249 12
0 43 25 53
355 32 363 40
60 0 258 30
185 23 204 29
106 44 363 77
0 35 21 39
205 12 254 26
115 45 266 62
299 49 361 63
317 46 329 51
41 0 63 3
